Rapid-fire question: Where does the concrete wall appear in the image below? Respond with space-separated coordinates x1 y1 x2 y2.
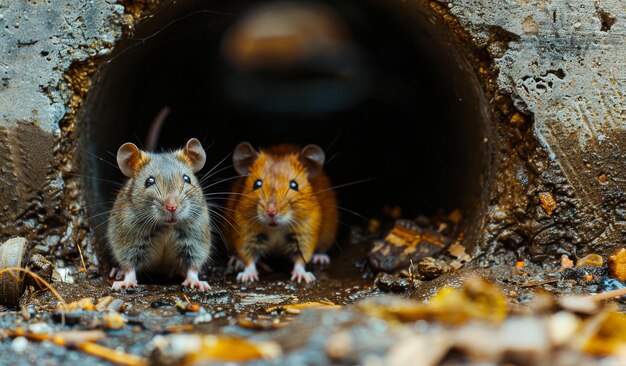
0 0 623 265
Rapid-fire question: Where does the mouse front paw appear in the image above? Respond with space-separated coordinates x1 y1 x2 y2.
237 263 259 283
182 269 211 291
111 279 138 291
182 278 211 291
291 263 316 283
111 269 137 290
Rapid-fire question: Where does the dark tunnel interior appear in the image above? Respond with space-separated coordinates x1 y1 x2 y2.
79 0 491 259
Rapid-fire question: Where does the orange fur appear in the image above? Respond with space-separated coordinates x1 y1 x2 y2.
225 144 338 267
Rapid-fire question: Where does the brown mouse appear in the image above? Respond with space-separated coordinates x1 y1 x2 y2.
107 138 212 291
225 142 338 283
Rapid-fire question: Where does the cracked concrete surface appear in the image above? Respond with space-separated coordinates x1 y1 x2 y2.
0 0 624 264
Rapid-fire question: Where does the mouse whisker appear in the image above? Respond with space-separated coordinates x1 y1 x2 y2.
200 150 233 181
207 207 242 239
198 165 237 185
200 175 243 190
336 205 368 221
64 172 125 188
308 177 376 196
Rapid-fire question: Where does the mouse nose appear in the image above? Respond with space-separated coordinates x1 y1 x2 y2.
165 202 178 213
266 202 277 218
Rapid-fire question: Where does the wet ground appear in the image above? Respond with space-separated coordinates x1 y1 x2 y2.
2 221 626 365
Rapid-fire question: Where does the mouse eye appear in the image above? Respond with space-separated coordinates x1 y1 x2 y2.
145 176 156 188
183 174 191 184
253 179 263 190
289 180 299 191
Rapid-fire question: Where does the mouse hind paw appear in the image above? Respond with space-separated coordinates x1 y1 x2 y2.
312 254 331 266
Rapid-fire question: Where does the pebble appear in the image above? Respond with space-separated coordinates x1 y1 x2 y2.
11 336 28 353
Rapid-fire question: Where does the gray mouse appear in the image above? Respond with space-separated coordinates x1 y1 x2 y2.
107 138 212 291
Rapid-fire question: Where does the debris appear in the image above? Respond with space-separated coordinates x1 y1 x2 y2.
581 310 626 357
369 219 452 272
150 300 172 308
28 254 55 284
368 219 381 233
558 296 600 315
384 333 449 366
11 336 28 353
608 248 626 281
521 278 559 288
538 192 557 216
561 255 574 269
102 312 127 330
51 330 106 344
509 112 526 126
27 322 52 334
447 209 462 225
192 313 213 324
7 328 147 366
448 242 471 269
598 174 607 183
265 301 341 314
417 257 452 280
325 330 353 359
238 293 288 306
237 316 279 330
0 237 29 307
175 301 202 314
165 324 194 333
149 334 281 365
515 260 525 269
375 273 413 293
548 311 581 346
95 296 115 311
57 297 95 312
359 277 507 325
577 254 604 267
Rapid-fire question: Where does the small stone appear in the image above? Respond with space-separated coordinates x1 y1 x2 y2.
374 273 412 293
102 312 126 330
509 112 526 126
95 296 114 311
11 336 28 353
548 311 581 346
107 299 125 313
417 257 452 280
538 192 557 216
20 305 36 320
573 22 582 29
325 330 353 359
151 300 172 308
561 255 574 269
576 254 603 267
598 174 607 183
609 248 626 281
192 313 213 324
28 322 52 334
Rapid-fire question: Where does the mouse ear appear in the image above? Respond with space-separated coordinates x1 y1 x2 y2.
233 141 259 176
301 144 325 178
180 138 206 173
117 143 148 178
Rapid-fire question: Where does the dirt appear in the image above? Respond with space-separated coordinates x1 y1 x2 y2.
2 217 624 365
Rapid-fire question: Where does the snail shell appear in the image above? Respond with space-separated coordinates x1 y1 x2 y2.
0 237 29 307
